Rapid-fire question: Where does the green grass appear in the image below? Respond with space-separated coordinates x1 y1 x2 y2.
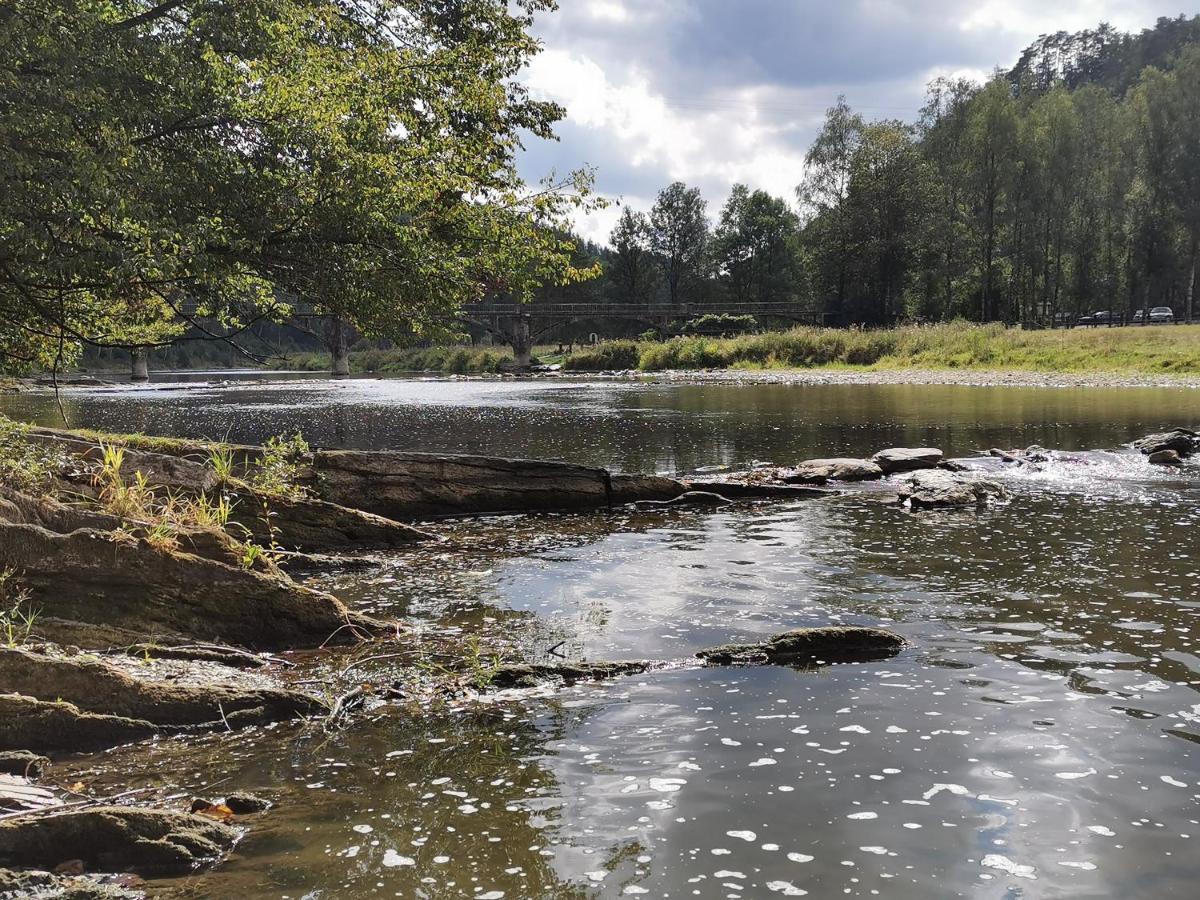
561 322 1200 375
288 346 514 374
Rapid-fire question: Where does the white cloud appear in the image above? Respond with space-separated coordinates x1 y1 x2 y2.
524 50 809 239
519 0 1188 245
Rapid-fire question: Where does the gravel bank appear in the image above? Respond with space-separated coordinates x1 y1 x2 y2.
618 367 1200 389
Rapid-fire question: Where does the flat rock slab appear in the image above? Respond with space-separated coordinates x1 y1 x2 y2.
633 491 732 510
0 694 158 755
792 458 884 482
0 523 366 651
0 807 240 876
0 648 323 731
872 447 943 474
898 470 1009 508
685 480 829 499
698 626 905 665
310 451 613 518
226 491 431 552
609 474 688 505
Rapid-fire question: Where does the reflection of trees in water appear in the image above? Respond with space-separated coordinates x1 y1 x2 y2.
60 700 649 898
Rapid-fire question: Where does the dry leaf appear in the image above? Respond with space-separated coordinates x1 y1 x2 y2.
193 803 234 821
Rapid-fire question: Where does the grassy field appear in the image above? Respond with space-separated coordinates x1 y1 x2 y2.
561 322 1200 375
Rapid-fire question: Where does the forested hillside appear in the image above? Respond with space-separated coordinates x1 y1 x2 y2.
566 14 1200 330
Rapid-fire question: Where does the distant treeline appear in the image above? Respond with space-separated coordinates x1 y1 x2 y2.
552 15 1200 329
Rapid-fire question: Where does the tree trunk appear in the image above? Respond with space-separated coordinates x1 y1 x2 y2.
1187 238 1197 325
130 349 149 382
326 317 350 376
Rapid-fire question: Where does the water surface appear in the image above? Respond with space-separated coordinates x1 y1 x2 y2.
5 376 1200 899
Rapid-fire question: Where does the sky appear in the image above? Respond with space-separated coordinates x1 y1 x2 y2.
516 0 1192 244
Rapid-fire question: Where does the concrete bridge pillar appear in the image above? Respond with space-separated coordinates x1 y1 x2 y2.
510 316 533 368
130 349 150 382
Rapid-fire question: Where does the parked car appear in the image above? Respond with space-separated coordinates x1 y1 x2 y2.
1076 313 1094 327
1132 307 1174 324
1092 310 1114 325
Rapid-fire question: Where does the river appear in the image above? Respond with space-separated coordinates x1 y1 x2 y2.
4 373 1200 898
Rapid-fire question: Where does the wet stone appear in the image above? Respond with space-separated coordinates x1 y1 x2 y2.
697 626 905 665
871 447 944 474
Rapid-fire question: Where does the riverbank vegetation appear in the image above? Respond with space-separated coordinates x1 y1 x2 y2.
563 322 1200 375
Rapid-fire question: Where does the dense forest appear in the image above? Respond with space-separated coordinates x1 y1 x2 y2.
558 15 1200 329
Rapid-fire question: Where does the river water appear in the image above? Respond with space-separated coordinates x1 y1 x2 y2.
4 374 1200 899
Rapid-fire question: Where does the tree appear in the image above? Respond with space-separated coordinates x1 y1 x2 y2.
649 183 708 305
798 97 864 322
963 77 1018 320
0 1 598 375
606 207 658 304
844 122 929 323
711 185 802 306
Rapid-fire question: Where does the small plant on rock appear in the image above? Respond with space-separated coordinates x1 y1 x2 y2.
249 432 310 499
0 569 39 647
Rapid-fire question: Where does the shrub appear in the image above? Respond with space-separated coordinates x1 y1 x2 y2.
562 340 642 371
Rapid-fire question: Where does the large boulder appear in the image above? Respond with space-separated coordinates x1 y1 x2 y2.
789 458 884 482
0 807 240 876
1133 429 1200 458
698 626 905 665
897 470 1008 508
872 447 944 474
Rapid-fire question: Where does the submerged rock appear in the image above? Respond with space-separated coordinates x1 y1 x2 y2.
1132 429 1200 457
790 458 884 482
871 447 944 474
0 808 240 876
222 794 271 815
488 661 650 689
698 626 905 665
897 469 1008 508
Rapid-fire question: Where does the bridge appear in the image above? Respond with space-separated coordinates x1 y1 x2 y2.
130 297 816 376
457 300 818 366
